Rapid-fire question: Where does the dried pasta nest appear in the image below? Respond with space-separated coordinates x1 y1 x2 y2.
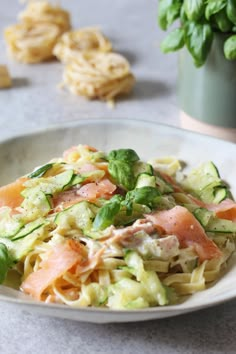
4 1 71 63
63 52 135 101
53 27 112 62
4 22 62 63
19 0 71 33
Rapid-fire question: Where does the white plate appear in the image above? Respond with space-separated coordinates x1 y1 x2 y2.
0 118 235 323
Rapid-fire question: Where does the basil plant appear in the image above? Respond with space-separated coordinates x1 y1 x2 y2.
158 0 236 66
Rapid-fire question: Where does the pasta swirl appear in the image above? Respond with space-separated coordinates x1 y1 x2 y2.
19 1 71 33
4 22 61 63
53 27 112 63
63 52 135 100
4 1 71 63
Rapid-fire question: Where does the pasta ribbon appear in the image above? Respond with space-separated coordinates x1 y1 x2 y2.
148 156 181 176
163 262 207 295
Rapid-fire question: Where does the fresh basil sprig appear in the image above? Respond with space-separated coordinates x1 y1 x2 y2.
214 9 233 32
93 187 161 230
108 149 139 163
107 149 140 191
108 160 136 191
160 28 185 53
205 0 227 20
227 0 236 24
93 195 123 230
124 187 161 214
158 0 236 66
185 22 214 67
158 0 182 30
224 34 236 59
184 0 205 21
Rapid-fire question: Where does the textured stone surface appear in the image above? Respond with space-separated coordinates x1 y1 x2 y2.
1 300 236 354
1 1 236 354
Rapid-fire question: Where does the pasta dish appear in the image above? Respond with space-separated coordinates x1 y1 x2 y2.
0 144 235 309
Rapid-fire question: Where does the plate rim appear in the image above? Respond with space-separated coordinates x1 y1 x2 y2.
0 117 235 148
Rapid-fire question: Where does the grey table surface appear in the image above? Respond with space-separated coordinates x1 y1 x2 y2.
0 1 236 354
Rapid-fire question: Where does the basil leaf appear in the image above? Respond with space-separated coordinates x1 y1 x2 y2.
28 163 53 178
125 186 161 209
227 0 236 24
180 4 187 22
184 0 205 21
158 0 182 30
214 9 233 32
114 204 151 226
224 34 236 59
205 0 227 20
185 22 213 67
161 28 185 53
108 149 139 191
108 160 135 190
108 149 139 163
0 243 13 283
93 195 123 230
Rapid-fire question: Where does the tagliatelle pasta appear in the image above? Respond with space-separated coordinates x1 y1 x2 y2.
53 28 112 63
0 144 235 310
18 1 71 33
4 1 71 63
4 2 135 104
62 52 135 101
4 22 62 63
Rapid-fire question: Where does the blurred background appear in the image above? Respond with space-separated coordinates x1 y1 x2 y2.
0 0 178 140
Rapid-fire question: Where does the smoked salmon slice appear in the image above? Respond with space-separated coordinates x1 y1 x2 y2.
21 240 83 300
78 162 108 174
159 172 183 192
145 205 222 262
207 199 236 222
53 178 116 210
0 177 28 209
52 189 85 211
77 178 116 199
187 195 236 222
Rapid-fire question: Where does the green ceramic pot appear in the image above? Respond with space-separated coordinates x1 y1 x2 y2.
178 33 236 130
